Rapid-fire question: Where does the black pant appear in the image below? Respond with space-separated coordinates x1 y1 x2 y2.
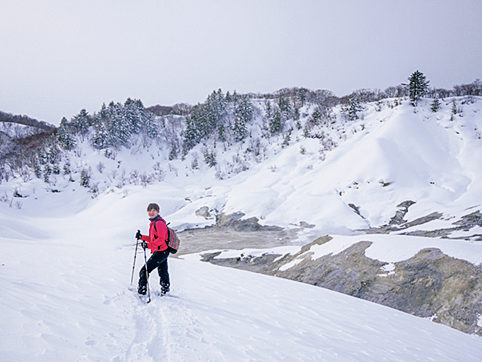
139 250 170 291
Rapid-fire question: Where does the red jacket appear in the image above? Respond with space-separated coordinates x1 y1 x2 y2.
141 217 168 253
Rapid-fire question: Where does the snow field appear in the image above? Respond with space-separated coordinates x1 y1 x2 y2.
3 97 482 235
2 203 482 361
1 96 482 360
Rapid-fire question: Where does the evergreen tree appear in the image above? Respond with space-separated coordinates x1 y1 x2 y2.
91 121 109 149
346 95 363 120
71 109 91 139
169 142 178 160
232 90 239 103
203 148 217 168
91 104 112 149
277 95 292 120
108 102 131 148
124 98 141 135
310 107 322 125
205 89 227 134
182 89 227 154
265 101 272 120
143 111 158 139
266 95 291 136
97 103 110 125
298 88 307 107
183 107 204 155
233 95 253 142
431 99 441 112
269 109 282 135
408 70 429 106
217 123 227 143
57 117 76 150
47 144 61 165
80 168 91 188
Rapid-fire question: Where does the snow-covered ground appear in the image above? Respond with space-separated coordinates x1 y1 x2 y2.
3 96 482 235
2 96 482 360
2 198 482 362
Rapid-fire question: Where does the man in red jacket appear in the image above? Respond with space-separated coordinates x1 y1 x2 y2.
136 203 170 296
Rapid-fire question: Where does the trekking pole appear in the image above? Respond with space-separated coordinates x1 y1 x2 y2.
131 234 140 285
143 244 151 303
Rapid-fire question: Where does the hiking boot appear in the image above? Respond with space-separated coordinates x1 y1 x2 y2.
138 286 147 295
160 286 170 296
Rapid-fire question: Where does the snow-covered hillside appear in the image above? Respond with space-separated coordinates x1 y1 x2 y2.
2 95 481 236
1 95 482 360
1 195 482 361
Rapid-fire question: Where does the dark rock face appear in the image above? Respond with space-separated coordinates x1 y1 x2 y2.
382 248 482 334
190 208 482 336
203 237 482 336
362 201 482 240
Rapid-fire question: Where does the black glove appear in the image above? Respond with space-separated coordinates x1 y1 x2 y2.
135 230 142 239
141 241 148 250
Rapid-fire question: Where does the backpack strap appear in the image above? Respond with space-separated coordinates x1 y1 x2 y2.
152 217 170 247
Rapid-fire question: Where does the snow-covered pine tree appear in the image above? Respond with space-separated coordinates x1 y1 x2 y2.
183 105 206 155
182 90 227 154
346 94 363 120
143 111 158 139
91 104 111 149
108 102 132 148
205 89 227 137
70 109 91 140
57 117 77 150
91 120 109 149
431 99 441 112
124 98 142 135
277 95 292 121
408 70 430 106
233 95 253 142
269 109 283 135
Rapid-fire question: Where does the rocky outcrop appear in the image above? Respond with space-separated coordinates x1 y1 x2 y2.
402 210 482 239
362 201 482 240
202 238 482 336
215 212 282 232
188 207 482 336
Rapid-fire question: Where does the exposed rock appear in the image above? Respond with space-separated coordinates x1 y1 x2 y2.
186 205 482 337
401 211 482 239
195 206 212 219
400 212 444 229
454 210 482 229
299 221 315 228
389 200 416 225
203 238 482 336
215 212 282 232
378 248 482 335
348 203 364 218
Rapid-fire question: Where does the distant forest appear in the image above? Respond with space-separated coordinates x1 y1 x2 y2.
1 74 480 186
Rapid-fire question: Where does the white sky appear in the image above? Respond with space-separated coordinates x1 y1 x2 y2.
1 0 481 125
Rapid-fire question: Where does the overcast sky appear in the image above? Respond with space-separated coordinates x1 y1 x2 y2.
1 0 481 125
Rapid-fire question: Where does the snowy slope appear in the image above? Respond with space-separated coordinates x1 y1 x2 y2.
1 202 482 362
1 96 482 360
2 97 481 235
212 97 482 232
